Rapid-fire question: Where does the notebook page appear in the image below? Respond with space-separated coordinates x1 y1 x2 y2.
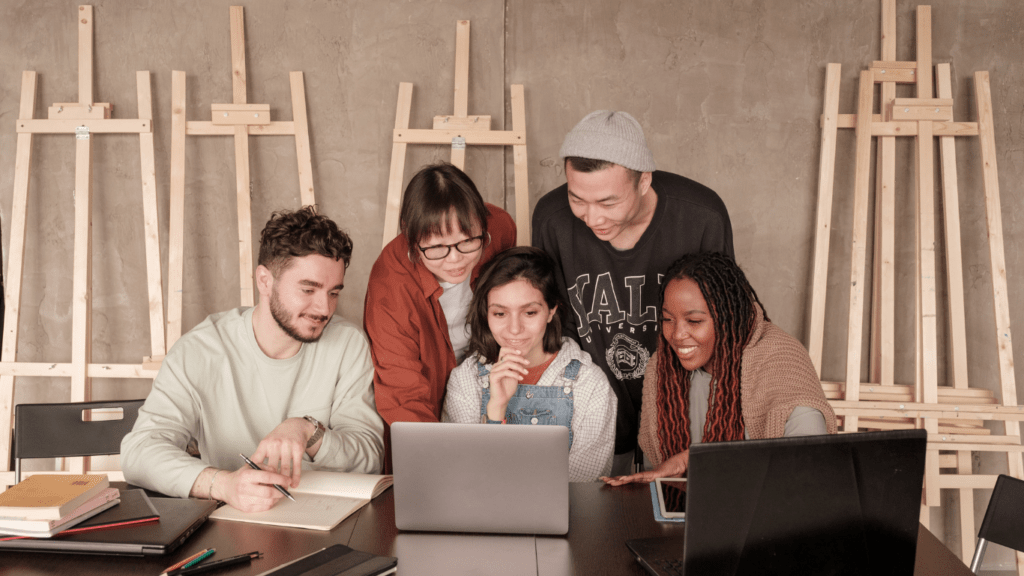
291 471 393 499
210 493 368 531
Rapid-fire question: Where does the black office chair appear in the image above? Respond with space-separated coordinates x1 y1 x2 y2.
970 474 1024 573
13 399 145 483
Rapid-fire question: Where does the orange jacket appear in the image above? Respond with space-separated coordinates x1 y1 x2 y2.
364 204 516 470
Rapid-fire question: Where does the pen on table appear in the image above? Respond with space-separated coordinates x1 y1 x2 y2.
166 551 262 576
239 453 297 502
162 545 215 573
160 548 214 576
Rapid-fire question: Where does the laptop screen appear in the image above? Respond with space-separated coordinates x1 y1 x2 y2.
680 429 926 575
391 422 570 535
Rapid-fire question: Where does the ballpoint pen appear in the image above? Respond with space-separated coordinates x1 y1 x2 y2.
166 551 263 576
239 453 297 502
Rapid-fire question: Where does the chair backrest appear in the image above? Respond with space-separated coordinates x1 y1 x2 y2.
14 400 145 483
971 474 1024 573
979 474 1024 551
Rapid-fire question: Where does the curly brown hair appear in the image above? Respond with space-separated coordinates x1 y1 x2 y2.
258 206 353 276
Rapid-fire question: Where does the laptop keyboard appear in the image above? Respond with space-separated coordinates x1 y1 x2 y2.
658 558 685 576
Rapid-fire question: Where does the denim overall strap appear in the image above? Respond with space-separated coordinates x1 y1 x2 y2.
479 358 580 446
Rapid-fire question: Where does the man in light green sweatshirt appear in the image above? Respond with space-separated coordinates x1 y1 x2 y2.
122 207 384 512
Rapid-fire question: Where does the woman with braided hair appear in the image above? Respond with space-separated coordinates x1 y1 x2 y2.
602 252 836 485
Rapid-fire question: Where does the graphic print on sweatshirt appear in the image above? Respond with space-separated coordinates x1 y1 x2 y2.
565 271 661 381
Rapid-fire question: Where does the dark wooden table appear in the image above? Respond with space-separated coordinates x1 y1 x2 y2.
0 483 972 575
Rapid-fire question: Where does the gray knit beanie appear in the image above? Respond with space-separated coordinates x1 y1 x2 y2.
559 110 656 173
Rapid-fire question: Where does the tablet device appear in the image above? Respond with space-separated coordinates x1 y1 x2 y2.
654 478 686 519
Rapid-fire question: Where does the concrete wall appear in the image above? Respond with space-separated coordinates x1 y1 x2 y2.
1 0 1022 567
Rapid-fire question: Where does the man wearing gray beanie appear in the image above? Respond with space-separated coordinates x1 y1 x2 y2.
532 110 733 475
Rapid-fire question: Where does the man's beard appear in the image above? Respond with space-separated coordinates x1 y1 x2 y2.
270 288 328 343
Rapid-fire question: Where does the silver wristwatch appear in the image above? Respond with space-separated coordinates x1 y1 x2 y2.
303 415 326 448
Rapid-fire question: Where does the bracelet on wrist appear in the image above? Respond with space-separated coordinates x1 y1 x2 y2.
208 469 223 501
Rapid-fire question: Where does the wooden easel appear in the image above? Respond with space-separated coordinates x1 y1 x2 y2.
0 6 165 485
808 2 1024 571
381 20 530 249
167 5 317 348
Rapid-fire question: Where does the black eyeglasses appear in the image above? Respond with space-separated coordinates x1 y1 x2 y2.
418 234 486 260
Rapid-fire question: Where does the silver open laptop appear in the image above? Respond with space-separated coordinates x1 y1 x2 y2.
391 422 569 535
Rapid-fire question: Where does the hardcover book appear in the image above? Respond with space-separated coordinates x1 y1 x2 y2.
0 488 120 537
0 474 110 520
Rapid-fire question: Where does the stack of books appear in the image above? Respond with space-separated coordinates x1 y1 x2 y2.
0 474 119 537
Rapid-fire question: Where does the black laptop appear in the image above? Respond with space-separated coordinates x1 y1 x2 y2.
627 429 927 576
0 496 217 556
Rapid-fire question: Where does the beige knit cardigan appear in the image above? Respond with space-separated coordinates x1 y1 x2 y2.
639 304 838 466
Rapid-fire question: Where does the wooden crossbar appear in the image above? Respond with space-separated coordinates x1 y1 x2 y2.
166 6 318 348
0 6 165 487
381 20 530 249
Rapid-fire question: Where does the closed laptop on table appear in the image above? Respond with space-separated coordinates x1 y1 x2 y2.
391 422 569 535
628 429 927 576
0 496 217 556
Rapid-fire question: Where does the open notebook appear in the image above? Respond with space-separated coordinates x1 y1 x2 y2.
210 471 392 530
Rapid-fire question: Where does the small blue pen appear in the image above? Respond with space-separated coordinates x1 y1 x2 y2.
239 453 297 502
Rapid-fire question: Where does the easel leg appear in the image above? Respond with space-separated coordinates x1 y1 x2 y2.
843 70 875 432
290 71 316 207
383 83 413 249
233 126 254 308
975 70 1024 575
873 133 896 388
935 64 969 390
915 118 940 506
230 6 247 105
956 450 975 562
167 71 187 349
511 85 529 247
870 0 897 389
136 71 166 358
0 71 38 473
449 20 470 170
807 63 841 375
70 133 93 474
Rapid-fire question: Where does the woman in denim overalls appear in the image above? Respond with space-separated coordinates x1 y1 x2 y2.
442 247 617 481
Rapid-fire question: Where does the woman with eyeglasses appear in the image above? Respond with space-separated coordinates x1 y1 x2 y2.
364 163 516 471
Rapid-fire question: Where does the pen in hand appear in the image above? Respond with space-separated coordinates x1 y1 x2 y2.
239 453 297 502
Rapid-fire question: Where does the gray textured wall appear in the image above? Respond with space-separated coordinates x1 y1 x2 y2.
1 0 1022 566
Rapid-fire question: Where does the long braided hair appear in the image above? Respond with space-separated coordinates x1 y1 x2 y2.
655 252 770 459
